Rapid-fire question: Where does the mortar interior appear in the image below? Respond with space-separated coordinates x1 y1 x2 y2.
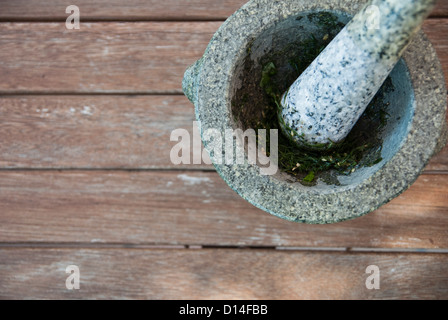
229 10 415 188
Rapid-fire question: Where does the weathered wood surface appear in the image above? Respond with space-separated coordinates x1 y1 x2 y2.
0 20 446 94
0 0 447 20
0 95 207 169
422 20 448 87
0 249 446 299
0 0 447 300
0 0 250 21
0 22 220 93
0 95 445 170
433 0 448 17
0 171 446 248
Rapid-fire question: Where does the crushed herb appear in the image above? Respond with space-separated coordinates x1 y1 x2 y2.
232 11 392 185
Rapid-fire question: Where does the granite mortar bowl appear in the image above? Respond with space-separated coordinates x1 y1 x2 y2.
182 0 447 224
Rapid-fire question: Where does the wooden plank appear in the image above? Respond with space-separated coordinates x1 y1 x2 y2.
0 95 210 169
0 248 446 299
433 0 448 17
0 0 446 20
1 95 444 170
422 20 448 87
421 20 448 172
0 20 447 93
0 22 219 93
0 171 447 248
0 0 250 21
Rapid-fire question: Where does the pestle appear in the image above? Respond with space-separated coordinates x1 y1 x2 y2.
280 0 437 149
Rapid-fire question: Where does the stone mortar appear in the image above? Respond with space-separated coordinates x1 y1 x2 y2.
183 0 447 224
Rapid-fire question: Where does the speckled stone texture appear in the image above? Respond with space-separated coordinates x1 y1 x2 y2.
183 0 447 224
280 0 437 148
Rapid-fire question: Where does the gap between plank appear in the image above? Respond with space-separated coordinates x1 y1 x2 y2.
0 167 215 172
0 18 228 23
0 168 446 175
0 243 447 253
0 15 445 23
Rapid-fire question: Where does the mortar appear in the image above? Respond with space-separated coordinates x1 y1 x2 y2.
183 0 447 224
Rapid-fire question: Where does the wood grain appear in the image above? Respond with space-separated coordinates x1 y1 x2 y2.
0 22 220 93
0 171 446 248
0 95 209 169
0 95 445 170
433 0 448 17
422 20 448 85
0 248 446 299
0 0 447 20
0 20 447 93
0 0 250 21
428 142 448 171
0 1 446 301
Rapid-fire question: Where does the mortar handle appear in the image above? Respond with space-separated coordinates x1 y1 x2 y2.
182 58 203 105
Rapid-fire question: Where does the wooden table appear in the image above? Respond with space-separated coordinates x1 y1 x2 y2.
0 0 447 300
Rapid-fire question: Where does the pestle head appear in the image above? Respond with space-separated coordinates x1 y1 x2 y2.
279 0 437 150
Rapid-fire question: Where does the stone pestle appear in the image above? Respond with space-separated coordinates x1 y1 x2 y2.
279 0 438 149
